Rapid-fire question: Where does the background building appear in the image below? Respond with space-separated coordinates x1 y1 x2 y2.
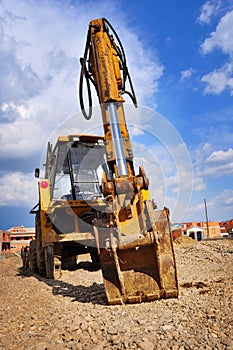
0 230 11 255
172 221 222 241
220 219 233 237
7 226 35 254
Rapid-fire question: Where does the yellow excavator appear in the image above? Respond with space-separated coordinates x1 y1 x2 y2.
27 18 178 304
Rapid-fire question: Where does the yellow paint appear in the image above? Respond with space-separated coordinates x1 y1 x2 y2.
141 189 151 202
39 180 51 210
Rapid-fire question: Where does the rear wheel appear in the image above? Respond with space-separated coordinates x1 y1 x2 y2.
36 214 46 277
29 240 38 273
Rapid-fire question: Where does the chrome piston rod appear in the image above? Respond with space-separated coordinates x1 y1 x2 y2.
107 103 128 176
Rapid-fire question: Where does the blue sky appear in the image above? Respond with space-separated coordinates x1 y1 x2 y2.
0 0 233 229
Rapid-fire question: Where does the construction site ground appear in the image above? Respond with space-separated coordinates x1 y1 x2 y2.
0 238 232 350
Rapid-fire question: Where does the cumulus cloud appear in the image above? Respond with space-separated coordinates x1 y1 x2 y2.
203 161 233 177
0 171 37 207
200 9 233 95
194 144 233 178
197 0 221 25
0 22 45 113
206 147 233 163
201 10 233 55
189 143 232 204
201 63 233 95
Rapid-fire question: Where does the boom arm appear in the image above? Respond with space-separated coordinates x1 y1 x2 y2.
79 18 137 178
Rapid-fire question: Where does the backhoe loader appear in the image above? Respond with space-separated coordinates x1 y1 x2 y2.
27 18 178 304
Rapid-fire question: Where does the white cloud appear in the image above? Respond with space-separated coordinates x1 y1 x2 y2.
192 177 206 192
189 143 233 206
212 189 233 206
203 161 233 177
182 141 233 220
180 68 195 81
201 63 233 94
124 35 164 105
0 172 37 207
194 144 233 178
0 21 45 108
197 0 221 25
206 147 233 163
192 143 211 168
201 10 233 55
200 9 233 95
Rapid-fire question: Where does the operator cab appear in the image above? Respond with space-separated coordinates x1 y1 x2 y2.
45 135 110 201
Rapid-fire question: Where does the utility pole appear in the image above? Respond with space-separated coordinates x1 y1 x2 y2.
204 198 210 238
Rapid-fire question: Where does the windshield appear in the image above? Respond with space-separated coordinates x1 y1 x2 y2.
52 141 109 200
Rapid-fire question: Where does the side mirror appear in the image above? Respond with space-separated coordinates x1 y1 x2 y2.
34 168 40 178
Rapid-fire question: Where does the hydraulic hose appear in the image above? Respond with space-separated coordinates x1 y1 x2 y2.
79 18 137 120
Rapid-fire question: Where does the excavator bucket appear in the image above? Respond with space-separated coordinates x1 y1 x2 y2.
99 209 178 304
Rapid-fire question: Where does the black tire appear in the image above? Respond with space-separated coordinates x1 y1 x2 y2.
45 246 55 279
29 240 38 273
36 214 46 277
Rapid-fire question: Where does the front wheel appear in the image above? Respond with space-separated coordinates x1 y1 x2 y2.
44 246 54 279
29 240 38 273
35 213 46 276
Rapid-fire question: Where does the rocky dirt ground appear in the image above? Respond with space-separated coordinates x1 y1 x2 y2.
0 238 232 350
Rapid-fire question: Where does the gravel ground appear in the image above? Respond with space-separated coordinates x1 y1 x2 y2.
0 238 232 350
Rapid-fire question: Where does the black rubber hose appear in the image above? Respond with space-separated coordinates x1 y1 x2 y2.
79 29 93 120
102 18 137 107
